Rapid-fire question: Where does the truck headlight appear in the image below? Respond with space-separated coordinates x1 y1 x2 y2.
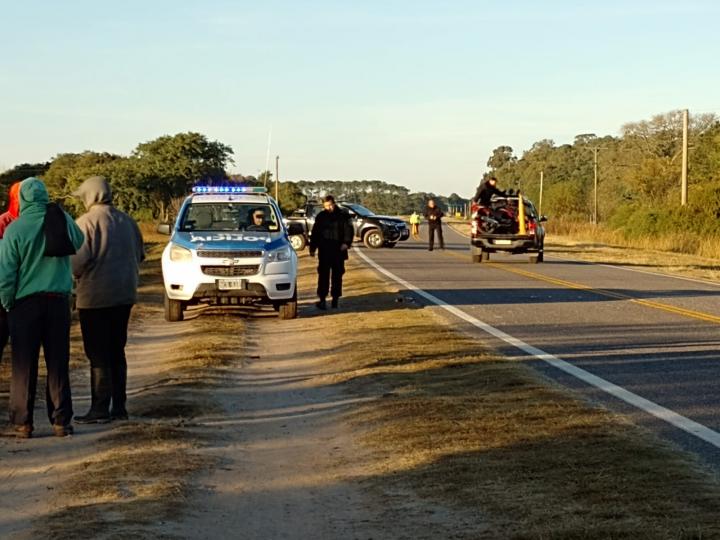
169 244 193 262
266 246 292 262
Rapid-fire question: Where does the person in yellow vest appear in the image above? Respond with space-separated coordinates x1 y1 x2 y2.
409 211 421 239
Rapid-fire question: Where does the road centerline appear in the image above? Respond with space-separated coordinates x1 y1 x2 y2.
439 244 720 325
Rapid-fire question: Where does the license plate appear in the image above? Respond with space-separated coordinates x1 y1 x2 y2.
494 239 512 245
217 279 246 290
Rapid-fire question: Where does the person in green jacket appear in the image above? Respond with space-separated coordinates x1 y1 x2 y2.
0 178 84 438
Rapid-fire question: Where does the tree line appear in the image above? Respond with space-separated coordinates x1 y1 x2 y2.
0 134 467 220
484 110 720 240
3 108 715 234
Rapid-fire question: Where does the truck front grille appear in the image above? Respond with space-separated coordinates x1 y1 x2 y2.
197 250 263 258
201 265 259 277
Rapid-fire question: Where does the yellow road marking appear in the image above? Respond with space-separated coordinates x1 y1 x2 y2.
441 247 720 325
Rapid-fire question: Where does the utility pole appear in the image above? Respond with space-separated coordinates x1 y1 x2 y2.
275 155 280 203
539 170 544 216
593 148 599 225
589 147 605 225
681 109 689 206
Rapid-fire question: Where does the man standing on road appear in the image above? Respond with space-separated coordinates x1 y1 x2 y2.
72 176 145 424
309 195 354 310
424 199 445 251
0 178 84 438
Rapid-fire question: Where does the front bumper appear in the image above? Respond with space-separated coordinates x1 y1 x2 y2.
382 224 409 242
161 249 297 303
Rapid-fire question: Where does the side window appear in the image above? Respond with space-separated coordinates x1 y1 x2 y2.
308 205 322 218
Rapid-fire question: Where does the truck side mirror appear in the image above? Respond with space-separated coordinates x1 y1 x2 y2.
157 223 172 235
539 215 548 223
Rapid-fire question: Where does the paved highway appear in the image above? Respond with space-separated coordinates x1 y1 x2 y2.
356 225 720 467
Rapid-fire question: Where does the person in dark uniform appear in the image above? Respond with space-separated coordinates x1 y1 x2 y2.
472 176 506 206
309 195 354 310
424 199 444 251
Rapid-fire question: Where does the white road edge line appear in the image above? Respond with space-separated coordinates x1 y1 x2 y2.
354 247 720 450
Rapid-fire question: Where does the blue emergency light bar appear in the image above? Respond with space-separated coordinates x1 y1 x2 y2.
192 186 268 194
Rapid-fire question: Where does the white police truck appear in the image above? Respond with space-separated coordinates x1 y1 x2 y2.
158 186 301 321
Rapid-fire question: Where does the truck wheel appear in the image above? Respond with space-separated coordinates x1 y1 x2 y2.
278 288 298 320
363 229 384 249
289 234 306 251
529 253 543 264
164 293 184 322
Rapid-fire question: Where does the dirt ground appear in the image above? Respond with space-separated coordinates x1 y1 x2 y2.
2 245 720 539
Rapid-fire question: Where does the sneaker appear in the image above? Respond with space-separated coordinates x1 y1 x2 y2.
331 298 339 308
315 299 327 310
74 411 111 424
1 424 33 439
110 409 129 421
53 424 74 437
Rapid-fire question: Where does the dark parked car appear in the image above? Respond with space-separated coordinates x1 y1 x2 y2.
285 202 410 250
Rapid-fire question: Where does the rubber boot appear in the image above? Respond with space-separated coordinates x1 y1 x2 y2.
75 368 112 424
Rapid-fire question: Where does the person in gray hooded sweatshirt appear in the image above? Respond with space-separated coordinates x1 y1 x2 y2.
71 176 145 423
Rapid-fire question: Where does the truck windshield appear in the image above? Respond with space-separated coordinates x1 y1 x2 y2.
342 203 374 217
179 202 280 232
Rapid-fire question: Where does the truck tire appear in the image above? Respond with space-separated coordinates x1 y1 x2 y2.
164 293 184 322
290 234 306 251
278 288 298 320
363 229 384 249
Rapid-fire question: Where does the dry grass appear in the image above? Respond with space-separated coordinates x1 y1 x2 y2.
549 218 720 260
36 246 246 539
40 423 207 540
296 254 720 538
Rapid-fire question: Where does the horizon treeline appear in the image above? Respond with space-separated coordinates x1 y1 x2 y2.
1 109 718 239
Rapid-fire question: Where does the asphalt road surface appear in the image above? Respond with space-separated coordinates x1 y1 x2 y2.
356 225 720 468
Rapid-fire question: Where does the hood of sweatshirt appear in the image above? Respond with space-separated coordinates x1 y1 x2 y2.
73 175 112 210
19 177 49 215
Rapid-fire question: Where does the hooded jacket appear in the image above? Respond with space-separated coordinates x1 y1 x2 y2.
0 178 85 310
0 181 22 239
71 176 145 309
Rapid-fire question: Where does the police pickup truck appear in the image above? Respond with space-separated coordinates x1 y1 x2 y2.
285 202 410 250
158 186 302 321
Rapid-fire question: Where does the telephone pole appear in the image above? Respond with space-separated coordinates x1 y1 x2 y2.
681 109 689 206
539 170 544 216
589 147 605 225
275 155 280 203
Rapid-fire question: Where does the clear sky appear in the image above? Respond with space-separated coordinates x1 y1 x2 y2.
1 0 719 196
